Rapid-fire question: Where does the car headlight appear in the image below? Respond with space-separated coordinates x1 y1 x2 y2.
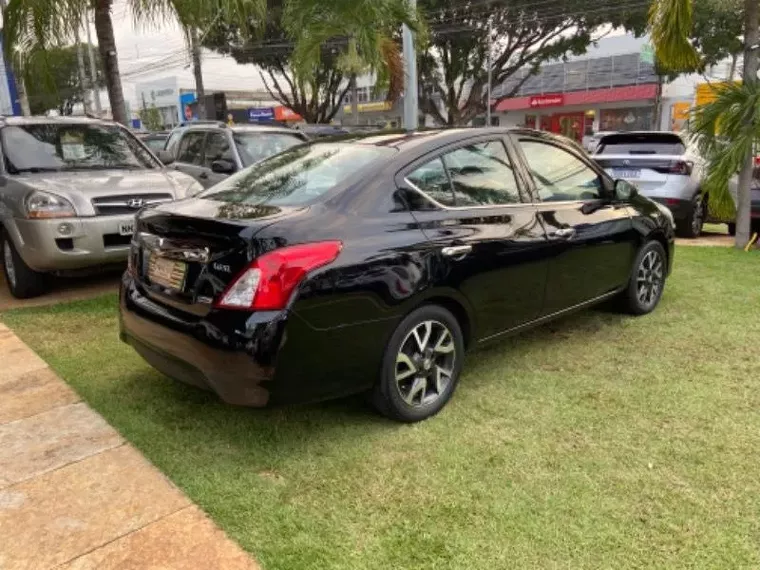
25 191 76 219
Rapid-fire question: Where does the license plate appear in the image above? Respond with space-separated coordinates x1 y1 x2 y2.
148 255 187 290
614 169 641 179
119 221 135 236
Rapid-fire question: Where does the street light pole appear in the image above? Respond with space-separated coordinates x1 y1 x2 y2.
402 0 418 131
486 16 493 127
84 11 102 116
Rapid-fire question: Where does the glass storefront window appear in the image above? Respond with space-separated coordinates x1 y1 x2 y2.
599 107 654 132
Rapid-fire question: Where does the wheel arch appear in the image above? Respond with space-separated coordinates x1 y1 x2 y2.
407 291 476 349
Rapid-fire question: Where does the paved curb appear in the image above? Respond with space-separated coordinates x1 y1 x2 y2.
0 322 260 570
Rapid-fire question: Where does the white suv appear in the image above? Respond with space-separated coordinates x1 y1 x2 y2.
593 132 706 237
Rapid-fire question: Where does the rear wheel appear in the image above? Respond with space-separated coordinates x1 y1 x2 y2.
618 241 667 316
676 194 705 238
372 305 465 423
1 233 48 299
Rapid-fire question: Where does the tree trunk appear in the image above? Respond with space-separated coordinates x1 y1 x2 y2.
728 53 738 81
15 75 31 116
75 38 91 115
190 28 206 120
349 74 359 126
93 0 127 125
736 0 759 249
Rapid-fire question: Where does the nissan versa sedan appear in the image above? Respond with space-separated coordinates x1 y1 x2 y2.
120 128 675 423
0 117 203 298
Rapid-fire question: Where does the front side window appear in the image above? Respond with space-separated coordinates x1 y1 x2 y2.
202 142 395 207
1 124 158 173
519 140 603 202
234 132 305 167
204 132 235 167
443 141 521 206
176 132 205 165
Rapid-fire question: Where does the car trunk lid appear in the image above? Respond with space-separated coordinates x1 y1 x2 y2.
594 154 691 194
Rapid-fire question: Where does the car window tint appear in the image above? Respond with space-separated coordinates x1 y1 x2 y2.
234 132 305 166
165 130 184 154
176 132 204 165
406 158 455 207
442 141 520 206
204 132 234 167
519 140 602 202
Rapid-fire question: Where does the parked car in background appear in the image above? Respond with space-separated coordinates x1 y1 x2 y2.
583 131 617 153
169 123 308 188
0 116 203 298
593 131 706 237
727 166 760 235
120 128 674 423
139 132 170 153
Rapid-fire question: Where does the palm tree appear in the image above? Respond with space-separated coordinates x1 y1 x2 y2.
650 0 759 248
3 0 263 125
282 0 418 124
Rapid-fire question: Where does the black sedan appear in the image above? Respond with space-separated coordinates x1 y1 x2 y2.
119 128 675 422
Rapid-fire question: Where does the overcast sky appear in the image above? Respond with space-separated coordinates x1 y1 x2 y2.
109 0 267 108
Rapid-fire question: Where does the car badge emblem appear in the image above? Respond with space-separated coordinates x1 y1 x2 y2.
623 159 631 166
127 198 145 209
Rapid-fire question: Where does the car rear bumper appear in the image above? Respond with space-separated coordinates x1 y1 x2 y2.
119 273 281 406
11 215 137 272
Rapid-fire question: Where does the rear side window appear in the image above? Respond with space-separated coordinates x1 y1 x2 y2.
202 142 395 206
176 132 205 164
597 134 685 155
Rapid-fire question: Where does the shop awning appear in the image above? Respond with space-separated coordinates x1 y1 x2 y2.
494 83 658 112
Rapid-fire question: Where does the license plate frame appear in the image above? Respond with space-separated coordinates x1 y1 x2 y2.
614 168 642 179
148 255 188 291
118 221 135 236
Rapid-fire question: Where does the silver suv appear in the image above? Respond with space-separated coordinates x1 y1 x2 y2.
594 132 706 237
0 116 203 298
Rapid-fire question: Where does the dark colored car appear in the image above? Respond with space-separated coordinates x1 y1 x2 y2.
120 128 675 422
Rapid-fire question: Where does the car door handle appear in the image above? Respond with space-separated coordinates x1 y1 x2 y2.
552 228 576 239
441 245 473 258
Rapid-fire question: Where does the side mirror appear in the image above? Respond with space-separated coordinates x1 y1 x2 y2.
614 179 638 201
211 159 236 174
156 150 175 166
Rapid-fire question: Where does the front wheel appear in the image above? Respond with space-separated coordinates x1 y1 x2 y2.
371 305 465 423
2 233 48 299
618 241 668 316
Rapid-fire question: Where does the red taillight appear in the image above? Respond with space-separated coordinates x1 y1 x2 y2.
669 160 693 175
665 198 680 206
215 241 342 311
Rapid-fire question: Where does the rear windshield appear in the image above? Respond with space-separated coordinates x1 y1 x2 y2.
597 134 685 156
201 143 395 206
2 123 159 172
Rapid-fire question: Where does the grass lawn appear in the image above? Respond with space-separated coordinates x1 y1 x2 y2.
3 246 760 569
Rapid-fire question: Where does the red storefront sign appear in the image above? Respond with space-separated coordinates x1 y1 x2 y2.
496 84 659 112
529 94 564 108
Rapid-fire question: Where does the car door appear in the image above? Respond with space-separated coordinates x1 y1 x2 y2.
202 131 237 187
511 134 638 315
173 131 206 184
397 136 549 341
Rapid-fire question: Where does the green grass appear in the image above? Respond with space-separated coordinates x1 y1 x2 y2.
3 247 760 570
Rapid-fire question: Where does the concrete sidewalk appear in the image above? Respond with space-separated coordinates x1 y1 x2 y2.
0 323 259 570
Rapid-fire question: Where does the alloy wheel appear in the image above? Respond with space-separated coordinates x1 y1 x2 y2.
636 250 664 308
395 320 456 407
3 240 16 289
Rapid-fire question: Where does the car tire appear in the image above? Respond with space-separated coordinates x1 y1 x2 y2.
619 241 668 316
371 305 465 423
728 223 737 236
676 194 705 238
1 232 48 299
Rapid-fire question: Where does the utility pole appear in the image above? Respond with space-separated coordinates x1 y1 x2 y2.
189 28 206 120
84 11 102 116
402 0 418 131
75 29 91 115
486 16 493 127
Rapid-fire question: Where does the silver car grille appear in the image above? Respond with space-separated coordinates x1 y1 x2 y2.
91 193 173 216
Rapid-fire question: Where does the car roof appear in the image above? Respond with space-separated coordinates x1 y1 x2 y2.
0 115 116 127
